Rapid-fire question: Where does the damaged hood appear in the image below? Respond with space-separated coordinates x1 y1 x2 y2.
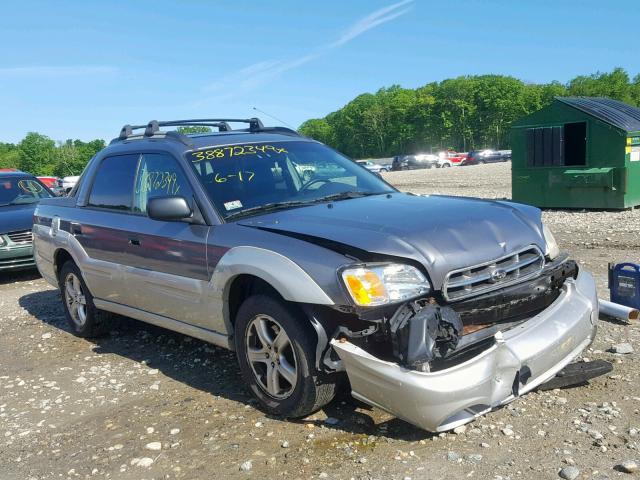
238 193 545 289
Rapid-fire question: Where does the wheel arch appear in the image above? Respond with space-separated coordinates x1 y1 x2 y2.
53 247 75 281
211 246 335 342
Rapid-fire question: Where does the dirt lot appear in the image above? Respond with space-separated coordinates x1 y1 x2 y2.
2 163 640 480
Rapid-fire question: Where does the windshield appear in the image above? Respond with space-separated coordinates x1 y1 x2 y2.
188 140 394 220
0 177 52 206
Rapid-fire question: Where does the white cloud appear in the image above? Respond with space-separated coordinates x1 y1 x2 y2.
0 65 118 78
200 1 413 101
330 0 413 48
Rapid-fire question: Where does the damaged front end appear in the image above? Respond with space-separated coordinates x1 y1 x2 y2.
322 255 599 432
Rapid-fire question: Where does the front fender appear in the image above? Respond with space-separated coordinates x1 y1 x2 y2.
209 246 334 335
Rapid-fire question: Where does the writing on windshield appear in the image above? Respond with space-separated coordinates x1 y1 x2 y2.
190 144 288 162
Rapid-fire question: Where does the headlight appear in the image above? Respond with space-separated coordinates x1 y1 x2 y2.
542 224 560 260
341 264 431 306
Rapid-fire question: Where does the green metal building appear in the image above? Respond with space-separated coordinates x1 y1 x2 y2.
511 97 640 209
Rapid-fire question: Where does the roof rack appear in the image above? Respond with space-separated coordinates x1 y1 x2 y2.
111 117 300 145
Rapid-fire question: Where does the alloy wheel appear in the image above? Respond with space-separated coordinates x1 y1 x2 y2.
64 272 87 327
245 314 298 399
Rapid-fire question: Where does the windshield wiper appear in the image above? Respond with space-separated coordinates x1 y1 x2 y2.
224 191 387 221
306 191 384 203
224 200 312 221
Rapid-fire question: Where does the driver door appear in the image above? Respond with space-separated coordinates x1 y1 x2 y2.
122 152 211 328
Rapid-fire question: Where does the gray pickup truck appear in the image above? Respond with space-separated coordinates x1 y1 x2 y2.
32 118 598 432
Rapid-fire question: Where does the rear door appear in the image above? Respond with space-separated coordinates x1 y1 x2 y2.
74 153 140 305
123 151 211 327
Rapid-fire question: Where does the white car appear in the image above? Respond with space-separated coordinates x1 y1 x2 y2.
356 160 389 173
61 175 80 194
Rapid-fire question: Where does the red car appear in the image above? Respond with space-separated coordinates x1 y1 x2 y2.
37 176 63 195
437 150 466 167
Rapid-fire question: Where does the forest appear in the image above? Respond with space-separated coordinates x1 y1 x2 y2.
2 68 639 176
299 68 640 158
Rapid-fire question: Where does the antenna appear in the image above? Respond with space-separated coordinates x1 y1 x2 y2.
252 107 296 130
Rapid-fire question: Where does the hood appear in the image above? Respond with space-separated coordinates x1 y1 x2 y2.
238 193 545 289
0 203 37 234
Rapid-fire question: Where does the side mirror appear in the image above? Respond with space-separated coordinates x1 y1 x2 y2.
147 196 193 221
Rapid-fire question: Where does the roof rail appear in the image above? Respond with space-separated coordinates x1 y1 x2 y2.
111 116 300 145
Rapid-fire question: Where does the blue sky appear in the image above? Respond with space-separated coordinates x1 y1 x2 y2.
1 0 638 143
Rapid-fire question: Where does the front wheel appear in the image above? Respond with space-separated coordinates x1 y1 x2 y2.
234 295 338 417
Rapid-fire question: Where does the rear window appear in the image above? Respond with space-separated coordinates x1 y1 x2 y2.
87 154 139 210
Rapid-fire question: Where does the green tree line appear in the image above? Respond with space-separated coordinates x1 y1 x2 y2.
299 68 640 158
0 133 106 177
0 126 213 177
2 69 638 174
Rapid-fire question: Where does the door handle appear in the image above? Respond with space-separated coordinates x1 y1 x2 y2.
128 238 141 246
70 222 82 236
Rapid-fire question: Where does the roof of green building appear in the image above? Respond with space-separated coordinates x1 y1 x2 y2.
557 97 640 132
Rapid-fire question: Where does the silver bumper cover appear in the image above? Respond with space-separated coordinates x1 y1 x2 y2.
332 269 598 432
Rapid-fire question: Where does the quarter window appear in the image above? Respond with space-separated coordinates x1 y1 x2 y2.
133 153 194 214
87 154 139 210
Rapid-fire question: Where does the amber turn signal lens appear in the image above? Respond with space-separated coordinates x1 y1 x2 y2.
344 270 387 305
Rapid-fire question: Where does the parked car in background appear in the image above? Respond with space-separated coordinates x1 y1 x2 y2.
391 153 439 171
462 149 512 165
436 151 465 168
1 171 53 271
33 117 598 433
356 159 389 173
37 176 65 196
61 175 80 194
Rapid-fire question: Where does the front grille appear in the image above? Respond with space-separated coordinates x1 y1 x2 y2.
443 246 544 301
7 230 32 244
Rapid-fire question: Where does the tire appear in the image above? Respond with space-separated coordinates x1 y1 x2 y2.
59 260 109 337
234 294 338 418
441 163 451 168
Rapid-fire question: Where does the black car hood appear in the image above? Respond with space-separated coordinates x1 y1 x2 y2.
0 203 37 234
238 193 545 289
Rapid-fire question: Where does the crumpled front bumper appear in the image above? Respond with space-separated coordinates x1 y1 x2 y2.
331 269 598 432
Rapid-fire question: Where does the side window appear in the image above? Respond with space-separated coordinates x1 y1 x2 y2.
133 153 194 214
87 154 139 210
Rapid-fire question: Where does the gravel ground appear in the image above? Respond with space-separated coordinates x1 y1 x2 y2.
2 162 640 480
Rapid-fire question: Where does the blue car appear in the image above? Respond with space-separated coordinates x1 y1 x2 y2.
0 171 53 271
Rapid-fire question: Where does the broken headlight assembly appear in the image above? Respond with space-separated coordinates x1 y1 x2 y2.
341 263 431 306
542 223 560 260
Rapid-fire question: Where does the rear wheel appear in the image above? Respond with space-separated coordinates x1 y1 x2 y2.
59 261 108 337
234 294 337 417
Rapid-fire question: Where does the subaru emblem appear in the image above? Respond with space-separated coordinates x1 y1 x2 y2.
491 268 507 282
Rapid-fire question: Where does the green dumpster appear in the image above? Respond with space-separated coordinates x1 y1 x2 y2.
511 97 640 209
